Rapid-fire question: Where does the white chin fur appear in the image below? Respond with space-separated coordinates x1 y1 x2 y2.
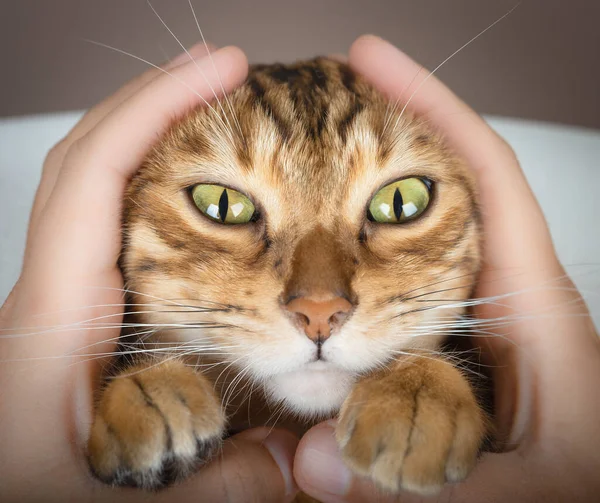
264 364 355 417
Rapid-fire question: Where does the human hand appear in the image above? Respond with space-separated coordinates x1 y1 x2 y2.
0 43 298 502
294 35 600 503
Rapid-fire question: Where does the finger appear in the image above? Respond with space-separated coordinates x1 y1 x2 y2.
5 47 247 449
348 35 557 274
348 35 600 444
294 422 399 503
294 422 530 503
0 427 299 502
157 428 299 503
294 423 354 503
24 45 247 283
26 42 217 245
69 42 218 143
19 41 246 381
18 44 246 359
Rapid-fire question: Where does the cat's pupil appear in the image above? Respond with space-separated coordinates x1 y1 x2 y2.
218 189 229 223
393 188 403 220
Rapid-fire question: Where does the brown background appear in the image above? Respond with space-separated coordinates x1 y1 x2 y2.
1 0 599 128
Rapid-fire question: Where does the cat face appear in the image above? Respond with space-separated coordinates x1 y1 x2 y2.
122 59 480 417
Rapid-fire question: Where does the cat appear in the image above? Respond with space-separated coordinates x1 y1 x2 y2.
87 57 488 497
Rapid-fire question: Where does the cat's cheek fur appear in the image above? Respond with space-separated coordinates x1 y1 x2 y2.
264 366 356 416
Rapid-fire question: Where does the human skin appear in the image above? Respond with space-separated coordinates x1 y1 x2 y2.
293 35 600 503
1 35 599 503
0 44 298 503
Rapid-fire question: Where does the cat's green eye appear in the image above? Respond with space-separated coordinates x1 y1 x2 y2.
368 178 431 223
191 184 256 224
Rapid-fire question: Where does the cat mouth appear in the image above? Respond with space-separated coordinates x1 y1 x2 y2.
313 347 327 362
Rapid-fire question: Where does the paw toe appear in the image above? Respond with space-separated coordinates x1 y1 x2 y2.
88 362 225 489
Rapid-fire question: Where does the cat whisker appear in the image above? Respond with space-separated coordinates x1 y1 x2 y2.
214 353 251 391
232 370 262 419
0 320 227 339
116 287 245 311
107 346 238 379
399 282 478 303
390 3 521 137
382 65 425 136
217 347 268 409
407 309 593 331
3 345 238 365
243 378 259 425
389 271 480 303
389 264 565 305
187 0 245 143
424 290 590 314
84 39 233 139
145 0 237 145
263 398 290 437
77 332 241 356
18 302 205 322
389 279 595 322
389 349 488 378
0 316 242 339
222 360 255 414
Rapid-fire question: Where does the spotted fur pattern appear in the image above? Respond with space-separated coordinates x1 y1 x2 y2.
88 58 486 495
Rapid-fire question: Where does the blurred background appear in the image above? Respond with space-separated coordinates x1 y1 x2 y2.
1 0 599 128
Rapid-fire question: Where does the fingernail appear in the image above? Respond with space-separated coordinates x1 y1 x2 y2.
263 430 300 497
169 42 217 67
298 424 352 496
358 34 400 54
356 34 388 47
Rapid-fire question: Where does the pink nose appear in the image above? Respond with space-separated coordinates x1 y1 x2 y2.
286 296 353 342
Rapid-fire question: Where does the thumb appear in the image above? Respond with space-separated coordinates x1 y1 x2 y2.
294 423 356 503
161 428 299 503
294 423 450 503
295 422 408 503
295 422 494 503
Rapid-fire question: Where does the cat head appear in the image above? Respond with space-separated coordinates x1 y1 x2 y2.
122 58 480 417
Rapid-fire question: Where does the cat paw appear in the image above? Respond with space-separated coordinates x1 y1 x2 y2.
87 360 225 489
335 357 486 496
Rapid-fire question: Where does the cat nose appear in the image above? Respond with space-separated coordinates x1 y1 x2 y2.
286 296 353 342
